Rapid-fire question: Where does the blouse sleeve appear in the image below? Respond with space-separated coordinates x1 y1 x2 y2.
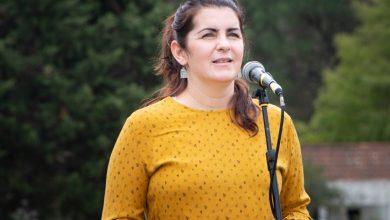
101 114 149 220
280 116 313 220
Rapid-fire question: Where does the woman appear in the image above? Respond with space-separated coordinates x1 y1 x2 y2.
102 0 312 219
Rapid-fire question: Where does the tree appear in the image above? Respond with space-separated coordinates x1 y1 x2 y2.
0 0 172 219
240 0 357 120
305 0 390 143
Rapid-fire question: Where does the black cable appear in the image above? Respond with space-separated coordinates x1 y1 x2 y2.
272 105 285 181
268 98 285 218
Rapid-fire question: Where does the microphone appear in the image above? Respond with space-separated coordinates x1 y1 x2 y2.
242 61 283 96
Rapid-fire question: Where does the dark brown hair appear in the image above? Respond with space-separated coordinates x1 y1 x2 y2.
143 0 260 135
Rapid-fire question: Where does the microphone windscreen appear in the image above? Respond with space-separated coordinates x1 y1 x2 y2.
242 61 265 82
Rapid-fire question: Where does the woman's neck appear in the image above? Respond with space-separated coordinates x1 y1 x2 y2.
176 79 235 111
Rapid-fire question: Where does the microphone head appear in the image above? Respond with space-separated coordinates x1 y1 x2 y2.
242 61 265 83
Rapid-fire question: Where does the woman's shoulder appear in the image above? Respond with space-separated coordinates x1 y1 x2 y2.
126 97 177 127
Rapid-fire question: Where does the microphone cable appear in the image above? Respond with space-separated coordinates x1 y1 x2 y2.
268 102 285 218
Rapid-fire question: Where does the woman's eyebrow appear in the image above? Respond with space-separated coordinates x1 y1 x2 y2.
197 27 240 34
197 28 218 34
227 27 241 32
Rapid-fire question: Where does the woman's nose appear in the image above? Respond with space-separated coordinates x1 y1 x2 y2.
217 35 231 52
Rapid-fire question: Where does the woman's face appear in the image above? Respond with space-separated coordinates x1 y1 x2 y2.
181 6 244 85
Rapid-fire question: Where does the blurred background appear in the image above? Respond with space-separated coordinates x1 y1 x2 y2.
0 0 389 219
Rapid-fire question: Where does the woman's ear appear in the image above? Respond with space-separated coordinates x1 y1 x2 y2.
171 40 188 66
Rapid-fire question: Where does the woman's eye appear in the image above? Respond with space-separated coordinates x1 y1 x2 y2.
229 33 241 38
202 33 214 38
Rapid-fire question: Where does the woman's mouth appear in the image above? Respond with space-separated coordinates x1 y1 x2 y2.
212 58 233 64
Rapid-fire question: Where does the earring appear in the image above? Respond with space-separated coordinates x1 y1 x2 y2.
180 67 188 79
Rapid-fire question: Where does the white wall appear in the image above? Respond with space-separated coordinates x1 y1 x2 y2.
320 180 390 220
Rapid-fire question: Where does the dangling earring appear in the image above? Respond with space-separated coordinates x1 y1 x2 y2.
180 67 188 79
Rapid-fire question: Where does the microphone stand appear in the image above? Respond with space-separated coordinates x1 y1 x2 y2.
254 88 282 220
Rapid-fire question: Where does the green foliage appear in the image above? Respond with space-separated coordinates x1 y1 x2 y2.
305 0 390 143
241 0 357 120
0 0 171 219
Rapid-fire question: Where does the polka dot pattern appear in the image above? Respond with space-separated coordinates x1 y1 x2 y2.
102 96 312 220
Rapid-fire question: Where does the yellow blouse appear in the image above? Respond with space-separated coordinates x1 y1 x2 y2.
102 96 312 220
